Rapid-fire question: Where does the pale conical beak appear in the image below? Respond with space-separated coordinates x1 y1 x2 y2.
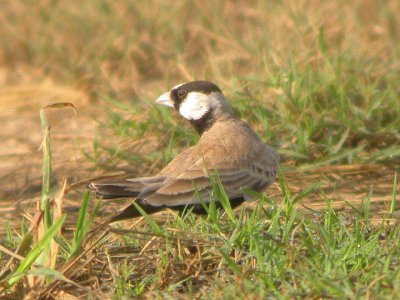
155 92 174 108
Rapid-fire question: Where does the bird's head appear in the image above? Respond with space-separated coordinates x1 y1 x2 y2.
155 81 234 134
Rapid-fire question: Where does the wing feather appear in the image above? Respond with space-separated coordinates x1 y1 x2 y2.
144 166 266 207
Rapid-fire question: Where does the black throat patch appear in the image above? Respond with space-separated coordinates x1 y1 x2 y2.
189 109 215 135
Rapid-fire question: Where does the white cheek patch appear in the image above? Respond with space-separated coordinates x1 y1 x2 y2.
179 92 214 120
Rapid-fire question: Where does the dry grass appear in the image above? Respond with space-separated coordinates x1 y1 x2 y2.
1 1 399 96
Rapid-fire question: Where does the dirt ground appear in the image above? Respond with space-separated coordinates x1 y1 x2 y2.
0 68 101 224
0 69 398 234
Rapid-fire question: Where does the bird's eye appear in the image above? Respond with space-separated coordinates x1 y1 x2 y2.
177 90 187 99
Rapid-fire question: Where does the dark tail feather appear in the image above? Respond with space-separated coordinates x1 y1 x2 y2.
110 196 246 222
110 203 164 222
88 181 141 199
88 176 166 200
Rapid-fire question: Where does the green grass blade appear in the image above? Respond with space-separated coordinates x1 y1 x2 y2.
69 191 92 258
219 249 243 276
390 172 397 214
8 214 66 286
39 109 52 229
210 173 236 224
133 202 162 235
292 182 323 205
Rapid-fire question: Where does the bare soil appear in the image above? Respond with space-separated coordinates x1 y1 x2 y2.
0 69 101 225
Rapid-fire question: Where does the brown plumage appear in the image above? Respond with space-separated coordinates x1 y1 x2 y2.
89 81 279 222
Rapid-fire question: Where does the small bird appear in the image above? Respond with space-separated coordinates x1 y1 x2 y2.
89 81 279 221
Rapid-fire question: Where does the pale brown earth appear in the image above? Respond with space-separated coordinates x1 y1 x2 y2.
0 69 101 224
0 69 398 234
282 164 399 221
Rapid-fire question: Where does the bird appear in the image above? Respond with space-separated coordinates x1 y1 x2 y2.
89 81 279 222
